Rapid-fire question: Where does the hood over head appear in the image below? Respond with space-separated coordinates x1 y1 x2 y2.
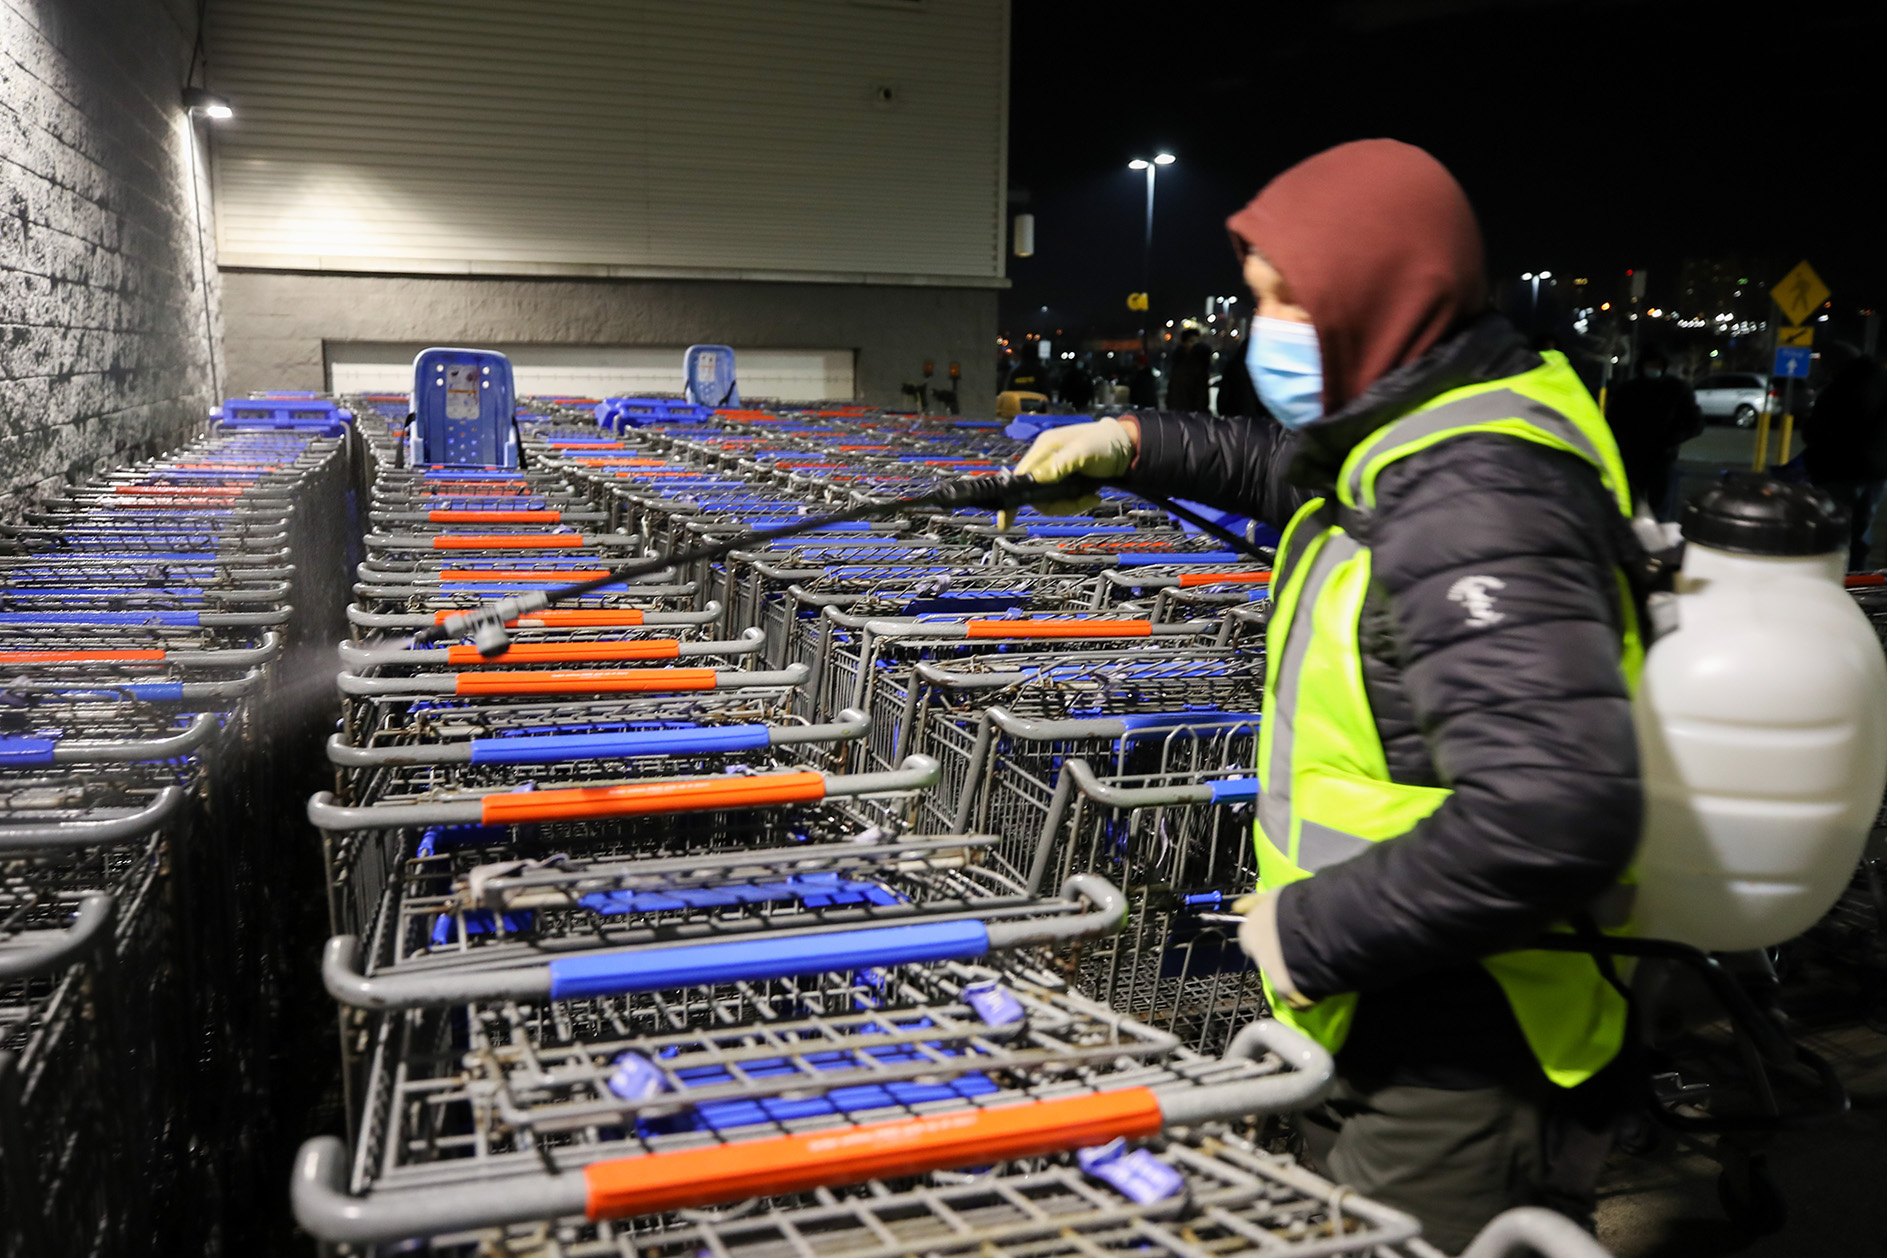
1226 139 1487 412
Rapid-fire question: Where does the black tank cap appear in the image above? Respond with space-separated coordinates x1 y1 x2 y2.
1680 475 1849 556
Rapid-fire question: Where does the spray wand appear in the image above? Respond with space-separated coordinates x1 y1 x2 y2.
414 473 1269 658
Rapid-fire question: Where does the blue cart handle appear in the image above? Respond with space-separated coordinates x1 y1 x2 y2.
320 874 1124 1010
327 708 870 767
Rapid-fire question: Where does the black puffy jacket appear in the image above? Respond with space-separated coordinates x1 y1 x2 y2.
1123 314 1642 1086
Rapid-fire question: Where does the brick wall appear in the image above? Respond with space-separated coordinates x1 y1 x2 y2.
1 0 221 509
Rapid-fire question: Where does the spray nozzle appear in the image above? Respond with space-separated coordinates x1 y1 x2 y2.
416 591 550 654
921 472 1102 512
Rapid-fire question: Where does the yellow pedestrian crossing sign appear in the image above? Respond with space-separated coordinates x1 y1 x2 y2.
1771 260 1829 327
1777 324 1813 348
1127 292 1149 311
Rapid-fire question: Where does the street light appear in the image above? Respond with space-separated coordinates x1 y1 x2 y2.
1522 270 1551 324
1129 153 1176 350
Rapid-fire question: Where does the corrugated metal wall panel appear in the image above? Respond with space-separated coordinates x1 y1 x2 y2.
207 0 1009 282
325 342 856 402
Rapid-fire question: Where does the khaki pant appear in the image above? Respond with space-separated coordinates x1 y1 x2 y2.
1297 1072 1618 1256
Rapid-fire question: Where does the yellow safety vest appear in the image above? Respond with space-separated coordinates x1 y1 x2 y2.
1255 352 1641 1088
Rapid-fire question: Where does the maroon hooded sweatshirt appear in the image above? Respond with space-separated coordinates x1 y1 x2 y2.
1225 138 1487 413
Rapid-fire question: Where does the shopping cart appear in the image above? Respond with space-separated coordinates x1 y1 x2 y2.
290 1011 1333 1247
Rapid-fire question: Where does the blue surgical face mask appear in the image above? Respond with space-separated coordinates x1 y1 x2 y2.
1247 316 1324 429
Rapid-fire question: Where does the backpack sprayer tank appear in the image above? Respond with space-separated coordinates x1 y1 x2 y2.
1631 480 1887 951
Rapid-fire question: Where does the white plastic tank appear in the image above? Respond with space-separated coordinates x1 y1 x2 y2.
1632 479 1887 951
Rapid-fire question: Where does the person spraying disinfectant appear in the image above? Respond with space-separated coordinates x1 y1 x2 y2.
1000 138 1887 1250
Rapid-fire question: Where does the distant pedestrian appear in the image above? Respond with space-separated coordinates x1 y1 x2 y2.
1127 353 1158 408
1005 354 1046 395
1165 324 1213 411
1802 343 1887 569
1604 351 1703 519
1058 360 1095 410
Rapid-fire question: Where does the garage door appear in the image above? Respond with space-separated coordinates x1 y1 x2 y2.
325 343 855 403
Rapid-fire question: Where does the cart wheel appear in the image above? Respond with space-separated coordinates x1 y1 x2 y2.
1717 1156 1787 1235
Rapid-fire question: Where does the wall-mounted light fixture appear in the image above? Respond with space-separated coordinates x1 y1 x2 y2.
182 86 232 119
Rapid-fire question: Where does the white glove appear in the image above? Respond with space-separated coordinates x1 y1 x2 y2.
1233 890 1312 1010
998 417 1137 529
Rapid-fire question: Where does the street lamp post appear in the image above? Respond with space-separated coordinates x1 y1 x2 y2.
1521 270 1551 327
1128 153 1175 352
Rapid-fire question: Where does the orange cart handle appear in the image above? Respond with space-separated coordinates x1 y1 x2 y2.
443 640 679 664
432 534 585 549
427 509 562 523
1177 570 1272 587
1845 573 1885 587
453 667 718 695
0 649 167 663
964 619 1152 639
584 1088 1163 1220
480 768 826 823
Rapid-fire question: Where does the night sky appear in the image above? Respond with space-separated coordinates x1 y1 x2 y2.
1001 0 1887 340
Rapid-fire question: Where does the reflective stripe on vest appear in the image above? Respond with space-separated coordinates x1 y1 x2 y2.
1256 525 1370 872
1343 387 1615 511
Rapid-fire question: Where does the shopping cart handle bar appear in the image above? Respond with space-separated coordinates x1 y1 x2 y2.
334 662 807 697
546 918 990 1000
0 892 113 981
442 640 684 664
349 601 710 630
981 873 1126 949
425 509 565 523
53 712 219 763
429 607 646 627
825 753 940 797
585 1089 1163 1223
963 618 1151 639
454 666 728 696
770 706 870 745
1177 570 1271 587
1118 712 1262 743
290 1087 1162 1244
321 934 549 1006
469 723 771 765
0 649 167 664
0 610 200 626
1061 758 1233 808
1208 777 1261 803
0 786 187 852
1457 1208 1617 1258
479 768 828 823
428 534 590 550
1155 1018 1335 1125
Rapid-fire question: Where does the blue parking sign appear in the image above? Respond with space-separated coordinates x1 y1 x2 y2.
1773 346 1811 378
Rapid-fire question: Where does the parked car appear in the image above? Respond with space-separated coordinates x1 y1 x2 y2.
1693 371 1819 427
1695 372 1769 427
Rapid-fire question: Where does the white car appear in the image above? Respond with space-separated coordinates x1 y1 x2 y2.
1693 372 1770 428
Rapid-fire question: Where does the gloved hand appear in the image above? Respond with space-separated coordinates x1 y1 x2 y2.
997 417 1137 529
1233 890 1313 1010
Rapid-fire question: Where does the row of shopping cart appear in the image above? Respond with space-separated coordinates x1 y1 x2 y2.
296 391 1608 1256
0 410 351 1256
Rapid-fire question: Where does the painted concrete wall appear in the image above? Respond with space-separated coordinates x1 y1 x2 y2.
1 0 221 507
221 270 997 408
